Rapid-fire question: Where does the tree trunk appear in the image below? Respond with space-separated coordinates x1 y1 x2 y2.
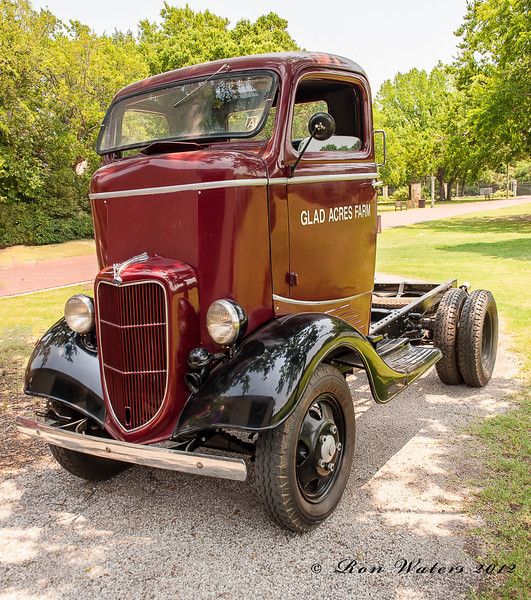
447 179 455 202
437 168 446 201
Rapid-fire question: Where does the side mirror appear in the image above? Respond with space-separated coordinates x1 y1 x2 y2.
308 112 336 141
291 112 336 175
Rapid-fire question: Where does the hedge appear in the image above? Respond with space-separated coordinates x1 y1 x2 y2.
0 201 93 247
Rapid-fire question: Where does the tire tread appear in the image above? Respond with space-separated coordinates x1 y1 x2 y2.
457 290 498 387
434 288 467 385
254 364 354 532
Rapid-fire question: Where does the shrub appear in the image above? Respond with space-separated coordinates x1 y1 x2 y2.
391 186 410 201
0 201 93 247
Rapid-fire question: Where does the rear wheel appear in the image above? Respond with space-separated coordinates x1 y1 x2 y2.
434 288 467 385
49 445 131 482
457 290 498 387
254 364 355 533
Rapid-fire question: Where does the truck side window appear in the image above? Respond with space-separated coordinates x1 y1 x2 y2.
291 78 364 154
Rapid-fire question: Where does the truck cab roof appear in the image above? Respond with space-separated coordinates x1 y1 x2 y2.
114 52 368 102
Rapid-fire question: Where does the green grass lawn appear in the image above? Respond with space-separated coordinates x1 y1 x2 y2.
377 203 531 371
0 283 93 337
0 283 93 413
377 203 530 599
0 239 95 267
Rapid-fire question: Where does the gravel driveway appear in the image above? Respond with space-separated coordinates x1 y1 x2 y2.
1 331 520 600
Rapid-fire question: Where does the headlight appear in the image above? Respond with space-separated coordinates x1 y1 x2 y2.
206 299 246 346
64 294 95 334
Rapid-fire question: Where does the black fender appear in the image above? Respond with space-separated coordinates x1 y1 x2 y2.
174 313 422 438
24 319 105 425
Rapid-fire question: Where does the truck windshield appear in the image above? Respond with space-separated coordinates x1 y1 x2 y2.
97 70 278 154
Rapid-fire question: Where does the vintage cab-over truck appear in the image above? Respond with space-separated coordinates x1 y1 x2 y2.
17 52 498 532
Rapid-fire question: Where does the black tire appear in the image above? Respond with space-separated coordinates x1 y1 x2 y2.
434 288 467 385
457 290 498 387
254 364 355 533
49 445 131 482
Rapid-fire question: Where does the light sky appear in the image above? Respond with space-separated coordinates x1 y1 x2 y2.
32 0 468 93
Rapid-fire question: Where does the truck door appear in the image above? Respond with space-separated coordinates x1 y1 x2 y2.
277 74 378 334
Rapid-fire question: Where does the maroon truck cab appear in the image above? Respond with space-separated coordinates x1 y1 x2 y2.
19 52 498 532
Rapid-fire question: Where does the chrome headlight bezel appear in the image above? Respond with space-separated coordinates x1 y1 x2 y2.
206 299 247 346
64 294 95 334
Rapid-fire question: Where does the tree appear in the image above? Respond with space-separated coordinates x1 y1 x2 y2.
374 63 496 200
0 0 149 245
374 66 456 197
139 4 299 75
454 0 531 167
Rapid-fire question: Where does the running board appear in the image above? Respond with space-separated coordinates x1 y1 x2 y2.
16 417 247 481
376 340 442 375
334 338 442 403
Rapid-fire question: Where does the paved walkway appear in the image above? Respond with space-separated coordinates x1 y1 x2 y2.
380 196 529 229
0 197 529 297
0 253 99 297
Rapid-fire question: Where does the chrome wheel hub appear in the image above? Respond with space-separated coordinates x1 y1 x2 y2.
319 434 337 462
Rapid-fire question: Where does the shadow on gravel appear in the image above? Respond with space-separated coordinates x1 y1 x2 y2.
0 343 520 600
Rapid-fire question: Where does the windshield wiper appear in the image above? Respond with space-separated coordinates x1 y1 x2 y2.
173 63 230 108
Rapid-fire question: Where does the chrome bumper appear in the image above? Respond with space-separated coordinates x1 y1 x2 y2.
16 417 247 482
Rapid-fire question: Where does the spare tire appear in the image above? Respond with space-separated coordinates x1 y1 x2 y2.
457 290 498 387
434 288 467 385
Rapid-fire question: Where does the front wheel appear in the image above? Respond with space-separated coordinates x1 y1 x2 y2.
254 364 355 532
49 445 131 482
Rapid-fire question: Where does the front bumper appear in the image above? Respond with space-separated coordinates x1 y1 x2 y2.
16 417 247 482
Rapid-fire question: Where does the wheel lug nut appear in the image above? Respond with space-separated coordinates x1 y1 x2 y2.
317 459 326 468
330 425 337 434
319 435 327 443
326 462 335 472
336 442 342 452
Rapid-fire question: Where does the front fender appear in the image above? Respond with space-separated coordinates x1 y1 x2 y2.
24 319 105 425
174 313 410 438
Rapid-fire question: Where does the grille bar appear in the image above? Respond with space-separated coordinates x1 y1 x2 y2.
99 320 165 329
103 364 166 376
97 280 168 431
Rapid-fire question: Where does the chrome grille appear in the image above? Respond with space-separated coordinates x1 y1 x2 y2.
97 281 168 430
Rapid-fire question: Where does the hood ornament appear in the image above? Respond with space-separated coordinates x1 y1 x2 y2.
112 252 149 284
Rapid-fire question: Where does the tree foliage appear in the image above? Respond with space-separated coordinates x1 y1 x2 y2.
0 0 148 245
454 0 531 165
374 66 453 186
0 1 298 247
374 0 529 197
138 4 298 75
